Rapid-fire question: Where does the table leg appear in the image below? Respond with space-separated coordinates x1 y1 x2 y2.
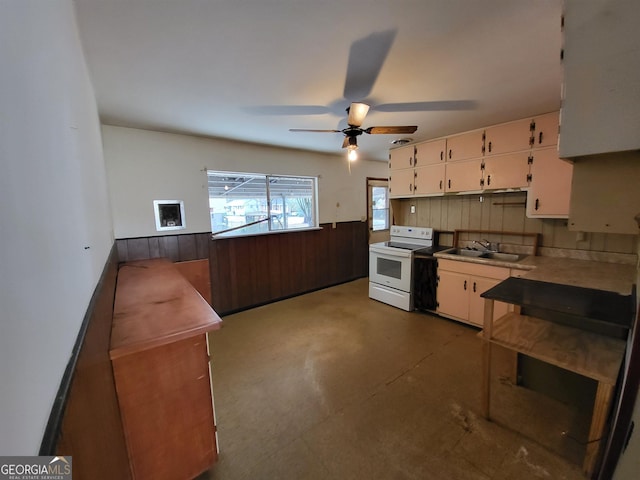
481 298 495 419
583 381 615 478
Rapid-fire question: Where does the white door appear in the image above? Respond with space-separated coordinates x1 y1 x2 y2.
367 178 391 244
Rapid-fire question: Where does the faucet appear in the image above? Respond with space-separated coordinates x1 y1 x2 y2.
472 239 496 252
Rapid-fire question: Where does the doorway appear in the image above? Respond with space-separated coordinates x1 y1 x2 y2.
366 177 391 244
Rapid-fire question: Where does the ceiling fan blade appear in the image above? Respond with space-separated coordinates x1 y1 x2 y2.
244 105 330 115
365 126 418 135
289 128 342 133
347 102 370 127
343 29 397 101
373 100 478 112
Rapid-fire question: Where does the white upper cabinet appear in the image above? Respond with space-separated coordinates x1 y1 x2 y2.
483 152 531 190
484 118 533 156
414 138 446 166
446 130 485 162
531 112 559 149
559 0 640 158
526 147 573 218
389 144 415 170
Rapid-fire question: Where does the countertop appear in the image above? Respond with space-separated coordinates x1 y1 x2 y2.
434 250 637 296
111 258 223 359
481 277 635 327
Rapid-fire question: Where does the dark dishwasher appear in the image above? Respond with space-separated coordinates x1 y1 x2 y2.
413 254 439 311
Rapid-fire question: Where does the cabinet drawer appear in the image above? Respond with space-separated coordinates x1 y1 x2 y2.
438 259 510 280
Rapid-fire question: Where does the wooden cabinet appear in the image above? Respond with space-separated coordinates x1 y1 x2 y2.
526 147 573 218
568 152 640 234
415 138 446 166
111 259 222 480
559 1 640 158
389 168 415 197
531 112 558 149
387 112 564 203
446 129 485 162
437 259 510 327
444 159 483 193
389 144 415 170
482 152 531 190
389 139 446 197
414 163 446 195
484 118 533 156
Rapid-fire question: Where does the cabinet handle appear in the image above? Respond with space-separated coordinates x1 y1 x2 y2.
448 179 451 189
488 141 492 153
410 183 413 192
464 280 467 290
487 175 491 186
449 149 452 159
439 180 443 190
538 131 543 144
473 282 477 293
440 151 443 161
535 198 540 210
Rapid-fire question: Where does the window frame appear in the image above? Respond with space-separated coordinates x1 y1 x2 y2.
208 170 320 238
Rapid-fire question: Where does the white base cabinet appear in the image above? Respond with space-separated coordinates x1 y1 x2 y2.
437 259 511 327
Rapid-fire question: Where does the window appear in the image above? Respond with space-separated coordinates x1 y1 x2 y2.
370 184 389 231
207 171 318 236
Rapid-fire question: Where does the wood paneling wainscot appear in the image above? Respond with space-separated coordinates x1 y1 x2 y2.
209 221 369 315
116 232 210 263
54 246 132 480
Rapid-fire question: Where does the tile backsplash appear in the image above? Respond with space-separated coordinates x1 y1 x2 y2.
393 192 638 255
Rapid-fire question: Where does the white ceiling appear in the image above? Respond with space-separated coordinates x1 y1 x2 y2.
74 0 563 162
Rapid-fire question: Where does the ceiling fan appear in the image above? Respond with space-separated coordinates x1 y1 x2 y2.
246 29 476 164
289 102 417 162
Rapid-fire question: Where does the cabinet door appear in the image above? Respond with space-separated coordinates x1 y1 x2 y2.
389 145 414 170
526 147 573 218
482 152 531 190
468 276 509 327
113 335 216 480
446 130 485 162
414 164 445 195
484 118 533 156
445 159 483 193
532 112 559 148
389 168 415 197
437 270 470 321
415 138 446 166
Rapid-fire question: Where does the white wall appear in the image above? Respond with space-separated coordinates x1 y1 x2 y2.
0 1 114 454
102 125 388 238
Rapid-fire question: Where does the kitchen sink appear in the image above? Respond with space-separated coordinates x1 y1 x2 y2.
447 248 486 258
443 249 526 262
481 252 523 262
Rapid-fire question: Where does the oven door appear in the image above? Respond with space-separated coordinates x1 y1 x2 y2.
369 248 412 292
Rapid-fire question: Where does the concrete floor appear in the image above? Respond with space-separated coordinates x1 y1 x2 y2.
201 278 589 480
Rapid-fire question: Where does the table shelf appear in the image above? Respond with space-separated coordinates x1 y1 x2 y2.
489 312 625 384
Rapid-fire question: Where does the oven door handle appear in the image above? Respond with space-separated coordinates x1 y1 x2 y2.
370 249 412 260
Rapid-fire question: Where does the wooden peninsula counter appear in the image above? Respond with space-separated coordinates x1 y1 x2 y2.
480 276 634 479
110 258 222 480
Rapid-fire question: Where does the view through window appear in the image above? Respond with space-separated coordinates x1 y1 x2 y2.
371 185 389 231
208 171 318 235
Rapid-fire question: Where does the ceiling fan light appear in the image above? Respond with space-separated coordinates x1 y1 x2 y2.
347 145 358 161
